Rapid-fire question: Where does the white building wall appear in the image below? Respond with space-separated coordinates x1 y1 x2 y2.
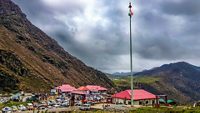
112 98 156 106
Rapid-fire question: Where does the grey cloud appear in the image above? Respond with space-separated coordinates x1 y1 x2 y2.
12 0 200 72
135 35 186 60
160 1 200 16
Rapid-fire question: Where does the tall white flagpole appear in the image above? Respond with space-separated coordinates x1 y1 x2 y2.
128 2 134 106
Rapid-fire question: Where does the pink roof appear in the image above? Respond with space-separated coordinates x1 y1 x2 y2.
78 85 107 91
56 84 76 92
112 89 156 100
78 86 89 91
71 91 87 95
85 85 107 91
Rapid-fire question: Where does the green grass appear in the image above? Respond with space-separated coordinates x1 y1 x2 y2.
1 101 28 109
71 107 200 113
134 76 160 84
129 107 200 113
77 107 200 113
0 103 4 109
113 76 160 89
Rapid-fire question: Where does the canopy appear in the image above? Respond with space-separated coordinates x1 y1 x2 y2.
159 98 166 103
167 99 175 104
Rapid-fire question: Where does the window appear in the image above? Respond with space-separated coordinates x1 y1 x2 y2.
146 101 148 105
152 100 155 104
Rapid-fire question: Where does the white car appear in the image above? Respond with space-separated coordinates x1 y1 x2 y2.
11 106 18 112
56 98 62 102
53 104 60 108
79 104 91 110
49 100 56 105
61 102 69 107
38 106 47 110
75 101 82 106
18 104 26 111
27 103 34 110
2 107 12 113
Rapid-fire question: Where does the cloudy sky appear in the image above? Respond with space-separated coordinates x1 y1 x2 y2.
12 0 200 73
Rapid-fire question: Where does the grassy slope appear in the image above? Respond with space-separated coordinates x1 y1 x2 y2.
113 75 160 90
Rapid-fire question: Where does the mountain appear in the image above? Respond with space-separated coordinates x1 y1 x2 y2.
134 62 200 103
0 0 114 93
112 72 137 76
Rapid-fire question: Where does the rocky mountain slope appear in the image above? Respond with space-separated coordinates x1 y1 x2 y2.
0 0 114 93
111 62 200 103
135 62 200 103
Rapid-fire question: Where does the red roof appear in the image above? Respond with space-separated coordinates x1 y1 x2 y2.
112 89 156 100
56 84 76 92
71 91 87 95
78 85 107 91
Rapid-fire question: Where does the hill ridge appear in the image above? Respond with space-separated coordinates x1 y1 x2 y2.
134 61 200 103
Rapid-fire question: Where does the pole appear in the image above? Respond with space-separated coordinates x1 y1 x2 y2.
128 2 134 106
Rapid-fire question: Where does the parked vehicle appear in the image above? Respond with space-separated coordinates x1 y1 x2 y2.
61 102 69 107
87 101 95 105
75 101 82 106
0 98 9 104
56 98 62 102
18 104 26 111
38 106 47 110
53 104 60 108
38 101 48 108
48 105 53 109
27 103 34 110
79 104 91 110
11 106 18 112
48 100 56 106
2 107 12 113
33 102 39 108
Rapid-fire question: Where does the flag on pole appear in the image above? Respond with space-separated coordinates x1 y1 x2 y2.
128 2 133 17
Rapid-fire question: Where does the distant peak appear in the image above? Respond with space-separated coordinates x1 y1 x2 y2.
135 61 199 76
171 61 190 65
162 61 194 68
